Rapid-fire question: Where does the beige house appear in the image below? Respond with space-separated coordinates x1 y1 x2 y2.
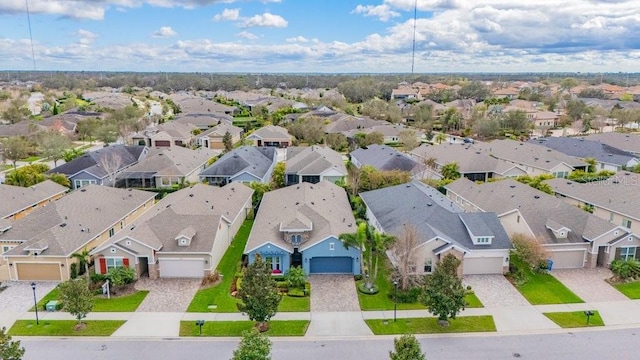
246 125 292 147
90 183 253 279
197 123 243 150
445 178 638 269
0 185 155 281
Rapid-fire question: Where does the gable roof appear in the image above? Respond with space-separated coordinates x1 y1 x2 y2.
118 146 219 179
445 178 619 245
47 145 146 179
245 181 356 253
360 180 511 252
199 123 243 138
1 185 155 257
324 115 387 133
173 112 233 128
93 183 253 254
474 139 587 171
247 125 291 140
350 144 424 175
529 137 637 166
0 180 68 219
410 143 524 175
199 146 276 180
285 146 347 176
582 132 640 155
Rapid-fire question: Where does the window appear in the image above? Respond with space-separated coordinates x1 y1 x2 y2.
120 221 124 230
475 237 491 244
264 256 281 271
109 228 115 237
622 219 632 229
74 179 96 189
517 215 520 223
2 245 13 254
106 257 124 271
456 195 461 204
610 212 615 222
424 259 433 274
329 242 335 251
619 247 637 261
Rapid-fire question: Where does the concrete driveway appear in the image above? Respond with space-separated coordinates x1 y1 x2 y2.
551 268 628 303
134 278 201 312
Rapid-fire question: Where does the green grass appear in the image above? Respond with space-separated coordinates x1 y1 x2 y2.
544 311 604 328
357 258 425 311
464 293 484 308
509 257 584 305
179 320 309 337
613 281 640 299
187 220 253 313
278 295 310 312
8 320 125 336
366 316 496 335
93 291 148 312
19 156 41 162
0 164 11 171
33 287 60 311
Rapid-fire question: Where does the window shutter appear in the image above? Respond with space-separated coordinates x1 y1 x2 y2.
123 258 130 268
99 258 107 274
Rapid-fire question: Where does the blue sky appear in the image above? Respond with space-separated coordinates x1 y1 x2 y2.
1 0 639 72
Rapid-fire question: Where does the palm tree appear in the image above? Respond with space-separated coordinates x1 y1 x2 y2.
72 248 91 280
434 133 447 144
340 222 395 289
440 162 461 180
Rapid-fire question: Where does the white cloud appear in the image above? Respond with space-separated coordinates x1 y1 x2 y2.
237 31 258 40
75 29 98 46
213 8 240 21
242 12 287 28
152 26 177 38
352 4 400 22
286 36 308 43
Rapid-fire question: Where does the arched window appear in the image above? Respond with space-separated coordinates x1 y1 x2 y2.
291 235 296 243
296 235 301 244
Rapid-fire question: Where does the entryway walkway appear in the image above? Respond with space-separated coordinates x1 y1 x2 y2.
550 268 628 303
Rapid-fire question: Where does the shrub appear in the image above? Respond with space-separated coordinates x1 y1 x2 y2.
285 266 306 289
90 272 107 284
611 259 640 281
354 274 363 281
107 267 136 287
70 263 79 279
390 287 421 303
287 288 306 297
511 233 548 271
201 271 221 287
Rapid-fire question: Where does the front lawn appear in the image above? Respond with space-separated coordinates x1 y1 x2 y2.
179 320 309 337
9 320 125 336
93 291 149 312
357 257 426 311
613 281 640 299
33 288 148 312
187 220 252 313
19 156 41 163
366 316 496 335
278 295 310 312
544 311 604 328
464 292 484 308
509 257 583 305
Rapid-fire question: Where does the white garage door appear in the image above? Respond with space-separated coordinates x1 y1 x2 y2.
159 258 204 278
463 257 504 275
550 250 585 269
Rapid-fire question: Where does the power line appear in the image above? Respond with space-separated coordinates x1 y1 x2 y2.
25 0 36 70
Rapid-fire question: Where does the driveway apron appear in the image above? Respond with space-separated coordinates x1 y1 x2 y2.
134 278 200 312
550 268 628 303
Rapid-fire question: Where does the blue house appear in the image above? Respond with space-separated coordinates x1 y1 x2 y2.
244 181 361 275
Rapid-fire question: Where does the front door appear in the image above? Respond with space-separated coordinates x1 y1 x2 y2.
597 246 607 267
291 248 302 268
139 257 149 277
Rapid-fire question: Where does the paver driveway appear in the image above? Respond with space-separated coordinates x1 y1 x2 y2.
0 281 58 312
134 278 200 312
463 275 529 307
551 268 628 303
309 275 360 312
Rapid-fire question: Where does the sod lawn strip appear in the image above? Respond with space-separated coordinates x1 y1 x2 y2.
613 281 640 299
278 295 310 312
544 311 604 328
9 320 125 336
464 293 483 308
366 316 496 335
179 320 309 336
92 291 149 312
187 220 252 313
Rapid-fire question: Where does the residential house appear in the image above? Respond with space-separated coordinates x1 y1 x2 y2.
173 112 234 131
90 183 253 279
360 181 512 276
39 111 106 136
583 133 640 157
284 146 347 186
324 114 387 134
530 137 639 172
410 143 527 182
350 144 425 178
548 173 640 236
142 121 198 148
343 124 418 145
47 145 148 189
445 178 638 269
246 125 292 147
244 181 360 275
0 121 44 139
391 87 420 100
474 139 588 178
83 91 132 110
117 146 219 188
196 123 243 150
199 146 277 186
0 185 155 281
168 94 238 115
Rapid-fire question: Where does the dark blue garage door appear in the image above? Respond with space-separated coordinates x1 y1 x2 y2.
309 257 352 274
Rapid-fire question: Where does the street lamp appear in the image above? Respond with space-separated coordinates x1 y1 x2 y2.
31 282 39 325
393 280 398 322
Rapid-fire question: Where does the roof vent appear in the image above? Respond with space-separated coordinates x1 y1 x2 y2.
189 194 194 197
534 195 540 199
509 185 516 188
60 223 67 227
427 203 432 207
80 188 87 192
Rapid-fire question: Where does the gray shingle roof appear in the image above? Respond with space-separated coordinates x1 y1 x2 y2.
174 112 233 128
245 181 356 253
360 180 511 252
199 123 243 138
350 144 424 175
285 146 347 177
1 185 156 256
529 137 637 166
94 183 253 253
474 139 587 171
118 146 219 178
0 180 68 219
248 125 291 140
445 178 618 245
411 143 521 175
583 132 640 155
47 145 146 179
199 146 276 180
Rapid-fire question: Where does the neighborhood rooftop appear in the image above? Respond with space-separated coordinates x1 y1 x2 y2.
0 180 68 220
529 137 637 167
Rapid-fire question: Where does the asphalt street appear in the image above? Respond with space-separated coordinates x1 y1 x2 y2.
18 327 640 360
